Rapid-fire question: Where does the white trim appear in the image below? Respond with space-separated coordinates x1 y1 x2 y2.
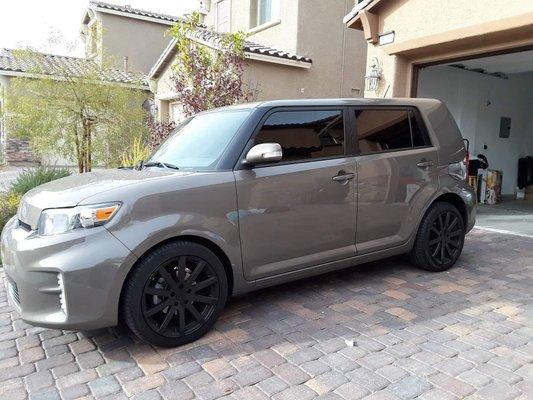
89 4 177 26
246 53 312 69
147 39 177 80
214 0 232 33
473 226 533 239
343 0 372 24
247 19 281 35
157 93 180 101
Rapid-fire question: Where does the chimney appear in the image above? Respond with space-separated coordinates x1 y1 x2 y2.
123 56 129 73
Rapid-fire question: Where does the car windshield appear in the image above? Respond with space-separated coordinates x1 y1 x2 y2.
148 109 252 170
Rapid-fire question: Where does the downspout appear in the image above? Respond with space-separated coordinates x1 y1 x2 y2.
339 0 349 97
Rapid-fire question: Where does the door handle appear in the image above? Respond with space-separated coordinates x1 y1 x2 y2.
416 160 434 169
332 172 355 182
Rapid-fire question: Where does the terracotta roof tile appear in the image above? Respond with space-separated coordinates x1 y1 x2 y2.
190 28 312 64
89 1 183 23
0 49 147 87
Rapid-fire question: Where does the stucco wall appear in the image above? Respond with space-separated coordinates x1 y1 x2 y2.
353 0 533 98
159 0 367 108
98 13 172 74
205 0 300 53
296 0 366 98
418 66 533 195
378 0 533 44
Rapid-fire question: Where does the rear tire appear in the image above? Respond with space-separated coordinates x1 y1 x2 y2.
410 202 465 272
122 241 228 347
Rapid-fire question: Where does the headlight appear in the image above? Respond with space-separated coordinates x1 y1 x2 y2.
37 203 120 236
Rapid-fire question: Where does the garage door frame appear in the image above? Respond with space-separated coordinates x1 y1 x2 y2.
410 44 533 97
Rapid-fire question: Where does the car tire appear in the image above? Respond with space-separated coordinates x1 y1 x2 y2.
122 241 228 347
410 202 465 272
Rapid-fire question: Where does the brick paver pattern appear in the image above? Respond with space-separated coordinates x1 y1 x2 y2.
0 228 532 400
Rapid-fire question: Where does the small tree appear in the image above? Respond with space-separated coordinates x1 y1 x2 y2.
168 12 256 117
5 50 149 172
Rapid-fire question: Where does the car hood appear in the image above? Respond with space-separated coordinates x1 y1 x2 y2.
18 168 190 229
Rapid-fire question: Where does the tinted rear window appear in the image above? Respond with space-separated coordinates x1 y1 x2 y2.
355 109 430 154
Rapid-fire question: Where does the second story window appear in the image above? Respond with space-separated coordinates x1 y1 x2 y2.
252 0 279 28
215 0 230 33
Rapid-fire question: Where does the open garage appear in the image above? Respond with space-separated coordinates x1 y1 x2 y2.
416 49 533 236
344 0 533 235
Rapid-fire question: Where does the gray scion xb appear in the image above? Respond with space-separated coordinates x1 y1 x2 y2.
1 98 476 347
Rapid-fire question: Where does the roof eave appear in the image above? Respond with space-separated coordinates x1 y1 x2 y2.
0 69 149 90
343 0 385 28
88 3 177 26
246 53 312 69
148 39 178 80
148 36 312 81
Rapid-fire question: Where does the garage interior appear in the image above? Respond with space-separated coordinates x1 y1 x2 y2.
416 48 533 236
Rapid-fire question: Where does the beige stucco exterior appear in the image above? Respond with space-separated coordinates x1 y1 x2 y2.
346 0 533 98
82 9 172 74
153 0 367 122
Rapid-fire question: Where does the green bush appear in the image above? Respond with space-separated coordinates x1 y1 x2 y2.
10 166 71 196
0 192 21 233
1 166 71 233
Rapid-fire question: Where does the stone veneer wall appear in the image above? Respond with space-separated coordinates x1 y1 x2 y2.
6 138 39 164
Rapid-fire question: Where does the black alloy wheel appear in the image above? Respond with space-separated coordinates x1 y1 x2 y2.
426 210 463 266
122 241 228 347
142 256 220 337
410 202 465 272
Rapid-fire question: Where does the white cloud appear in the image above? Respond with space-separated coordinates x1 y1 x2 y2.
0 0 199 57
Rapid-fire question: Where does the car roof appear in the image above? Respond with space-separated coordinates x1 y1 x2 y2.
215 98 442 111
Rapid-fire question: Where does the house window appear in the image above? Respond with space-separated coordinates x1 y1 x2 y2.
251 0 279 28
215 0 230 33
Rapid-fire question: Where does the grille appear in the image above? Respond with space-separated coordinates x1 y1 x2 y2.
6 276 20 304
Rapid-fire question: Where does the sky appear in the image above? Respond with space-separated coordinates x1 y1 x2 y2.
0 0 199 57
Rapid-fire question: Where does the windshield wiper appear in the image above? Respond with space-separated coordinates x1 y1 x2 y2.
143 161 180 170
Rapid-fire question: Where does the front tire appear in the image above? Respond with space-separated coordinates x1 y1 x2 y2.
122 241 228 347
410 202 465 272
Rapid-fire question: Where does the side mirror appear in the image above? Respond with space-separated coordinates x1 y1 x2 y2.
245 143 282 165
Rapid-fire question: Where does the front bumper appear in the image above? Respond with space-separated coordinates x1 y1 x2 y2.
1 217 137 330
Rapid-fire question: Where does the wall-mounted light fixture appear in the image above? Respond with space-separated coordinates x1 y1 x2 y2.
365 57 382 92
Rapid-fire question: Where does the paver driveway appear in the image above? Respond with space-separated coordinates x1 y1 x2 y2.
0 228 531 400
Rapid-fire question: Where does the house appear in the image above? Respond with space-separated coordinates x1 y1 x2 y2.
149 0 367 123
0 49 148 165
345 0 533 196
80 1 182 74
0 0 179 164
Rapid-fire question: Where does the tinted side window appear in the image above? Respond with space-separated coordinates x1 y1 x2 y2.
410 110 431 148
355 110 412 154
255 110 344 163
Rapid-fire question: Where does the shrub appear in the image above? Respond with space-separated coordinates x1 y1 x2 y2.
10 166 71 196
146 115 175 150
1 166 71 233
0 192 21 233
120 136 151 168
